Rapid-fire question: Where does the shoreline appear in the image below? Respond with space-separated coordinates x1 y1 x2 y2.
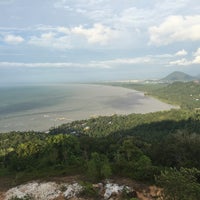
0 84 177 133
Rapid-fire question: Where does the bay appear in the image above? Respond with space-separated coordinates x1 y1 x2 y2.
0 84 176 132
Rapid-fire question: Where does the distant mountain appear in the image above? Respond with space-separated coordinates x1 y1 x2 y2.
160 71 196 82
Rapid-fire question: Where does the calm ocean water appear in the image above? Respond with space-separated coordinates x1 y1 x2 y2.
0 84 175 132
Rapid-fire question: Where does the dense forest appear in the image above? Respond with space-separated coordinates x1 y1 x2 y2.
0 82 200 200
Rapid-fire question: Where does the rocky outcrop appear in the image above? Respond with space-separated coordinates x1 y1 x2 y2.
5 182 61 200
1 179 162 200
62 183 83 199
3 180 138 200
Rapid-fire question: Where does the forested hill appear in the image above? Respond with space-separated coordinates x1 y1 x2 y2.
108 81 200 109
0 109 200 199
160 71 196 82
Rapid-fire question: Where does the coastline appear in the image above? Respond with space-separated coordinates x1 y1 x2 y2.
0 84 177 133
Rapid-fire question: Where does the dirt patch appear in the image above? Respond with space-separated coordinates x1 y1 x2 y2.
0 177 14 192
106 177 162 200
40 175 83 184
0 192 5 200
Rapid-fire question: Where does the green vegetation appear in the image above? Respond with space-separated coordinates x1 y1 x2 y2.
79 182 100 199
107 81 200 109
10 195 34 200
156 168 200 200
0 81 200 200
0 110 200 182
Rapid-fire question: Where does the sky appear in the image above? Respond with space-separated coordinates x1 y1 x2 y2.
0 0 200 83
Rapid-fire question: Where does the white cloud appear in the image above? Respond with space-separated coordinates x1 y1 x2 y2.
118 7 153 28
27 24 119 49
1 50 196 72
4 34 24 44
0 54 169 69
155 0 189 14
71 23 118 45
175 49 188 56
28 32 71 50
193 48 200 64
57 27 70 34
193 56 200 64
149 15 200 45
17 0 198 51
35 25 70 34
169 47 200 66
193 48 200 57
169 58 191 66
102 57 154 66
0 61 110 69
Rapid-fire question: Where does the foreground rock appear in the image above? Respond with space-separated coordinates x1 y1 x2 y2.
5 182 60 200
1 179 162 200
4 182 84 200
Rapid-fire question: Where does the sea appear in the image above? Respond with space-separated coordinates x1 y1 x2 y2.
0 83 175 133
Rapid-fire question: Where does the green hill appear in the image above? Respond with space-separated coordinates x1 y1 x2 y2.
161 71 196 82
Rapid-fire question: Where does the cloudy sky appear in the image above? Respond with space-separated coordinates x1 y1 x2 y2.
0 0 200 83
